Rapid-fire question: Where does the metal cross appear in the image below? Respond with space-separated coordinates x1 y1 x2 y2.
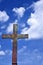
2 24 28 65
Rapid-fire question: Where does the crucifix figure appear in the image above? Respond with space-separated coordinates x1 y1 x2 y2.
2 24 28 65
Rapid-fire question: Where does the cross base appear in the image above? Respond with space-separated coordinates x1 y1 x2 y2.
12 63 17 65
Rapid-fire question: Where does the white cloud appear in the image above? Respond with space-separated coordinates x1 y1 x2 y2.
13 7 25 18
1 25 6 29
26 2 34 10
6 23 13 33
18 46 27 54
5 50 12 55
6 20 18 33
21 0 43 39
21 23 25 28
0 50 12 56
19 23 26 28
0 11 9 22
14 19 18 24
0 51 5 55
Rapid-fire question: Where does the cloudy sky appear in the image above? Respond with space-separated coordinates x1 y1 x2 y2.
0 0 43 65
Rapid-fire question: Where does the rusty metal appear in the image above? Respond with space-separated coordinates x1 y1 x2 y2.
2 24 28 65
12 38 17 65
17 34 28 39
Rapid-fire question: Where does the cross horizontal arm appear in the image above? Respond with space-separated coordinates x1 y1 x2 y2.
2 34 14 39
17 34 28 39
2 34 28 39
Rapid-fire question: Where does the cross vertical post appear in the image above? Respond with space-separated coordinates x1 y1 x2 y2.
12 24 17 65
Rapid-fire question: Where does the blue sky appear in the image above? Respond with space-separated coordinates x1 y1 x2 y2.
0 0 43 65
